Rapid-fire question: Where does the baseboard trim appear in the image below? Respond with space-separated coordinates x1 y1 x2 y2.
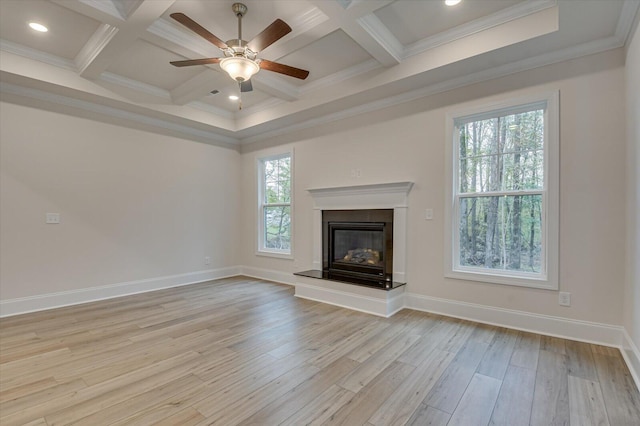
0 266 241 317
405 292 624 347
621 329 640 391
240 266 295 285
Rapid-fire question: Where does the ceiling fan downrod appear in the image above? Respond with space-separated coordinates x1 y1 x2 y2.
232 3 247 42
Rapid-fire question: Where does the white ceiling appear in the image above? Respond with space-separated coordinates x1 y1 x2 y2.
0 0 637 148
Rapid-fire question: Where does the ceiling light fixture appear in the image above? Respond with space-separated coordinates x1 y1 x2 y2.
445 0 462 6
28 22 48 32
229 95 239 100
219 56 260 82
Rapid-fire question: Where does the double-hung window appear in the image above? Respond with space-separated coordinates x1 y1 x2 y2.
257 152 293 258
445 92 559 289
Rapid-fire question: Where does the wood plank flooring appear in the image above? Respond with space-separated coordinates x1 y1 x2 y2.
1 277 639 425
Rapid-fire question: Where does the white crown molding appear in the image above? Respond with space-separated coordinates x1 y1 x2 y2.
147 18 218 58
288 7 329 36
79 0 126 20
0 266 241 317
0 40 76 71
0 81 239 146
75 23 120 74
100 71 171 100
299 58 381 95
336 0 353 10
188 100 236 120
240 34 623 146
357 14 403 64
403 0 557 59
113 0 145 19
615 0 640 44
236 97 286 116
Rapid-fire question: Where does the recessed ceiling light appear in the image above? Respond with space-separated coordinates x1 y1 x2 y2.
229 95 239 101
28 22 48 32
445 0 462 6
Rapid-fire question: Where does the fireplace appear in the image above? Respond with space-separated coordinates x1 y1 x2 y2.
294 182 412 315
323 209 394 284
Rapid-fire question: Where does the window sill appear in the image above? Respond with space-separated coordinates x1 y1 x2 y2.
445 269 557 290
256 250 294 260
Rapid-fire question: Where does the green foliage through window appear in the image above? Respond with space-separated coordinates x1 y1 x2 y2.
456 108 545 274
260 154 291 252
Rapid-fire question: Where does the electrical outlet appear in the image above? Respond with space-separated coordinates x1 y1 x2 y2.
559 292 571 307
204 256 211 265
46 213 60 224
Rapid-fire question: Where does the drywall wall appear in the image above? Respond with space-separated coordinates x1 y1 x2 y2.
240 50 627 326
0 102 241 301
625 20 640 359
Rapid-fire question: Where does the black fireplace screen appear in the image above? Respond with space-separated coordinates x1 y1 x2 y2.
323 209 394 281
330 224 385 275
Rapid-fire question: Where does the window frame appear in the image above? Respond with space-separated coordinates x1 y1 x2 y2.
444 91 559 290
256 150 294 259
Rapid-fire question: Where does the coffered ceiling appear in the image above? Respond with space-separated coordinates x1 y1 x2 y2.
0 0 638 148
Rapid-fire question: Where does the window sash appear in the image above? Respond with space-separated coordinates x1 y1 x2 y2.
258 152 293 257
446 93 558 289
452 193 547 279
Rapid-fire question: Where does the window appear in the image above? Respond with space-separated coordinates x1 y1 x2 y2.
445 92 559 289
258 152 293 257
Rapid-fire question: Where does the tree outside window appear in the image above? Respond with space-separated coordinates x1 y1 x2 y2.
446 93 558 289
258 153 292 256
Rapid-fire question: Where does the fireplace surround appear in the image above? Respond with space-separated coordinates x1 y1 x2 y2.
294 182 413 317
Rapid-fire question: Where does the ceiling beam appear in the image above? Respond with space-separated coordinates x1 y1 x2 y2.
308 0 400 66
74 0 176 79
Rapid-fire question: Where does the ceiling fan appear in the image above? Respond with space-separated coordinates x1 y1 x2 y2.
169 2 309 95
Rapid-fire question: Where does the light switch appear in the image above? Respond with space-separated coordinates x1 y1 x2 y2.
425 209 433 220
46 213 60 224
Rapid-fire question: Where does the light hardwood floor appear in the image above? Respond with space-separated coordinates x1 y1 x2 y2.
1 277 639 425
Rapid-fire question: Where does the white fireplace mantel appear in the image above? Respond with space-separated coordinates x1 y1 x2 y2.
308 181 414 285
297 181 414 317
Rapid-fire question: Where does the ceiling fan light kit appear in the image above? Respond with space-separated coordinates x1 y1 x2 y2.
219 56 260 82
170 2 309 94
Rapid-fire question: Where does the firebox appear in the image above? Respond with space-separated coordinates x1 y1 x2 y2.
322 209 393 284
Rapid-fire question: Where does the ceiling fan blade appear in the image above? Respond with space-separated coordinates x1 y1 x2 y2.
247 19 291 52
260 60 309 80
170 13 228 50
240 80 253 92
170 58 222 67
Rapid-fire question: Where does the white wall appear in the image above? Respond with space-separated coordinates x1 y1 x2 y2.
241 50 627 327
625 21 640 364
0 102 241 302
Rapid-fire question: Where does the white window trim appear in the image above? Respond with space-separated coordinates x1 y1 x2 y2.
444 91 559 290
256 150 294 259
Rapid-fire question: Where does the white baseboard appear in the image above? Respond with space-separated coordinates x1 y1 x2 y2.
621 329 640 391
240 266 296 285
405 292 624 347
2 265 637 390
0 266 241 317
